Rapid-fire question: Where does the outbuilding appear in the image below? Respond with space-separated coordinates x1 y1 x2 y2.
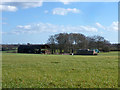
18 44 50 54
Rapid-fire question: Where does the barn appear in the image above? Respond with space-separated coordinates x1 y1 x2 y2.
18 44 50 54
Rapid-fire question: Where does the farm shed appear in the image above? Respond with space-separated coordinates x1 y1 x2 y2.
18 44 50 54
75 49 98 55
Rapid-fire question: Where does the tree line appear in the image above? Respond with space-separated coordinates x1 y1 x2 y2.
1 33 119 54
47 33 119 54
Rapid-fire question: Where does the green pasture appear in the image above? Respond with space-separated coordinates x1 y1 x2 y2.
2 52 118 88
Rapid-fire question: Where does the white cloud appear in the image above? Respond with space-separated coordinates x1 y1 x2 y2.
79 26 97 32
109 21 118 31
1 1 43 12
18 2 43 9
59 0 80 4
0 5 18 12
17 25 31 29
96 21 118 31
59 0 70 4
3 21 118 35
96 22 105 30
53 8 80 15
1 0 119 3
7 22 98 35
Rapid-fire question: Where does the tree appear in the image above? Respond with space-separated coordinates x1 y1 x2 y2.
47 33 111 54
47 35 56 54
87 35 111 51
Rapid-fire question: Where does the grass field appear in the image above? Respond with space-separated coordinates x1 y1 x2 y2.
2 52 118 88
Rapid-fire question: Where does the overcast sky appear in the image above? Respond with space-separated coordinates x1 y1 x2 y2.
1 1 118 44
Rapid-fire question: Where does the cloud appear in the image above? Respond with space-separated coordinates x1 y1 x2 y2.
53 8 80 15
17 25 31 29
1 0 80 12
109 21 118 31
3 21 118 35
0 5 18 12
6 22 98 35
59 0 70 4
18 2 43 9
96 22 105 30
96 21 118 31
59 0 80 5
1 0 118 12
1 1 43 12
79 26 97 32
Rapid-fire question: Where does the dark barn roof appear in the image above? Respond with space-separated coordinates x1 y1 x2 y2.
18 44 50 49
18 44 50 54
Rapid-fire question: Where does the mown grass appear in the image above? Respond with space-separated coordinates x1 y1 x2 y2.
2 52 118 88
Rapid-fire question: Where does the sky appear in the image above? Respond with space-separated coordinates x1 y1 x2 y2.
1 1 118 44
